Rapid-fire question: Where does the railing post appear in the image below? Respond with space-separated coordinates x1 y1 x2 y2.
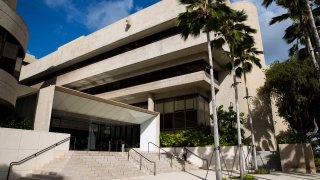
128 151 129 160
154 163 156 176
171 156 172 168
140 156 142 170
159 148 160 160
148 142 149 152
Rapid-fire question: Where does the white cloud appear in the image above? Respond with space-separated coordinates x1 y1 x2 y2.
85 0 134 30
232 0 292 64
44 0 69 7
44 0 135 31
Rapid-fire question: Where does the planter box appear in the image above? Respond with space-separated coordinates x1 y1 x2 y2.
279 143 316 173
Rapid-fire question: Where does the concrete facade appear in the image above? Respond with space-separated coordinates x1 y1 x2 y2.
0 0 29 114
19 0 276 151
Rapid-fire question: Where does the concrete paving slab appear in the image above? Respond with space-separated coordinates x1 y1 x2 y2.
119 169 320 180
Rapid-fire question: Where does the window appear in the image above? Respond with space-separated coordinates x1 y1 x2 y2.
155 94 209 132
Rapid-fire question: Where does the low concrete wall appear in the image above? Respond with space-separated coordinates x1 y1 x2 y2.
161 146 251 170
0 127 70 179
279 143 316 173
160 147 281 171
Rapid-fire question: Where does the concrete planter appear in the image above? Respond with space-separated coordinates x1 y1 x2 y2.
278 143 316 173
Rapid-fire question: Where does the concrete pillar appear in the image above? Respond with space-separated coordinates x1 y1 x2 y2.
33 85 55 131
147 94 154 111
140 114 160 151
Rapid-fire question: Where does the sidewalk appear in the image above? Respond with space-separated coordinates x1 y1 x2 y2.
120 169 320 180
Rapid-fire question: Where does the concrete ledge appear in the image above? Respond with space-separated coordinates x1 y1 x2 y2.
0 69 19 107
96 71 217 100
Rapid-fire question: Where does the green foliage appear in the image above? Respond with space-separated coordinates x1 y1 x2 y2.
160 130 214 147
216 105 245 146
254 168 270 174
243 174 255 180
315 154 320 173
277 130 310 144
263 57 320 134
222 177 229 180
0 112 32 130
160 106 246 147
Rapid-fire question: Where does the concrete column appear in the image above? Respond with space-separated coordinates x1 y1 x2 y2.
140 114 160 151
147 94 154 111
33 85 55 132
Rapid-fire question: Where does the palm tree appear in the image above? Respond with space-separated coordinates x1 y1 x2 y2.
211 9 257 179
233 40 263 171
267 0 320 79
177 1 231 179
262 0 320 52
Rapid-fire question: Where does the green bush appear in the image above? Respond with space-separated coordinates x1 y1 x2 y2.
160 105 246 147
277 130 310 144
315 155 320 173
160 130 214 147
243 174 255 180
254 168 270 174
0 112 32 130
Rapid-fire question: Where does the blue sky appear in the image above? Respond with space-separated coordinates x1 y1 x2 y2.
17 0 290 64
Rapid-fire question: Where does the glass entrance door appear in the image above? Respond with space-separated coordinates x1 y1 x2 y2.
88 122 140 151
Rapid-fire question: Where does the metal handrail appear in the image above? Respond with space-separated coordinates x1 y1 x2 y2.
148 142 185 169
6 136 71 180
183 147 209 171
126 145 156 176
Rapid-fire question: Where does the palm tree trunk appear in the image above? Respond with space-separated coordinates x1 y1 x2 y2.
304 0 320 52
243 72 258 170
206 31 222 180
305 28 320 80
231 59 244 179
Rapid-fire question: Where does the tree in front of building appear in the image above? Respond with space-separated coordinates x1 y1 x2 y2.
177 1 232 179
211 9 258 178
263 56 320 136
262 0 320 80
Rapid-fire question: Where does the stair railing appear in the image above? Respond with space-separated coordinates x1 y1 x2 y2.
6 136 71 180
126 145 156 176
148 142 186 170
183 147 209 171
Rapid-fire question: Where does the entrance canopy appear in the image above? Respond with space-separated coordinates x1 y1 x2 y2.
33 86 160 151
53 86 158 124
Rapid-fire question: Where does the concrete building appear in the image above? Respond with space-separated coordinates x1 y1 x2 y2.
0 0 29 118
17 0 277 151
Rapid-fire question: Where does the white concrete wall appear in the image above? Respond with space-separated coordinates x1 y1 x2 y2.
140 115 160 152
161 146 250 170
0 127 70 180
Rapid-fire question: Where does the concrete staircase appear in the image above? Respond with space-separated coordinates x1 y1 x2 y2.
20 151 148 180
20 151 199 180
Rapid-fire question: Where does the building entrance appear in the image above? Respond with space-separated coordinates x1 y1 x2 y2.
88 122 140 151
50 112 140 151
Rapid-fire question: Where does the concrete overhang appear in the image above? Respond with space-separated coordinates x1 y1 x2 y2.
96 71 219 104
53 86 158 125
19 0 185 83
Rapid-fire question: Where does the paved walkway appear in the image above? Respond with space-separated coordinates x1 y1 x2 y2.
120 169 320 180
